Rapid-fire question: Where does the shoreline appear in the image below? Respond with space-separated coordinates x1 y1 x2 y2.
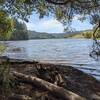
1 56 100 80
5 57 100 81
0 57 100 99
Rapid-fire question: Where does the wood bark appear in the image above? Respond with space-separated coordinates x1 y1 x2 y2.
12 71 85 100
8 94 32 100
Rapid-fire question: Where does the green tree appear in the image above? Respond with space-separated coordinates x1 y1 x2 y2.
0 0 100 25
14 19 27 30
82 32 92 39
95 28 100 38
0 10 14 40
11 19 28 40
11 30 28 40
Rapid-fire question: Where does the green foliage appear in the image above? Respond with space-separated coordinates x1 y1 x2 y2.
11 30 28 40
10 19 28 40
0 60 14 97
0 0 100 41
0 10 14 40
82 31 92 39
64 33 76 38
0 5 14 97
0 43 6 54
0 0 5 4
63 30 99 39
0 19 28 40
55 7 63 20
95 28 100 38
14 19 27 30
82 29 100 39
65 30 100 39
28 31 56 39
0 0 100 25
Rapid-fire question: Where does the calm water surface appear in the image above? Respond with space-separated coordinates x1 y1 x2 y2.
2 39 100 80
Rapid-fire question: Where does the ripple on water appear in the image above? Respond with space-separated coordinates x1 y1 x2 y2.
1 39 100 80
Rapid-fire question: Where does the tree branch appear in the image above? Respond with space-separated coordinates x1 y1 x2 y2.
45 0 70 5
45 0 99 6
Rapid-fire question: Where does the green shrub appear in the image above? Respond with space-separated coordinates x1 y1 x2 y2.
0 59 14 97
82 32 92 38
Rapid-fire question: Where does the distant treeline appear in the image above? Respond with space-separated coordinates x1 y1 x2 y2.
64 30 100 39
0 19 99 40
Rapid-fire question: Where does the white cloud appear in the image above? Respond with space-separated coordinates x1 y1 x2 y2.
73 15 83 20
26 18 64 33
40 19 62 30
25 14 92 32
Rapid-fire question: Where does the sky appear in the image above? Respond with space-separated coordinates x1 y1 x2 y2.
25 13 93 33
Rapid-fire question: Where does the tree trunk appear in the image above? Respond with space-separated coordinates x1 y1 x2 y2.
12 71 85 100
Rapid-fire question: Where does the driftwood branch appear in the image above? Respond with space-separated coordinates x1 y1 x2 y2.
12 71 85 100
8 94 32 100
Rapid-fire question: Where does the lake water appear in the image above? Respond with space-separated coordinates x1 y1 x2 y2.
2 39 100 80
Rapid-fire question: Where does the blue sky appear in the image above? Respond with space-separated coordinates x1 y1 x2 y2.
25 13 93 33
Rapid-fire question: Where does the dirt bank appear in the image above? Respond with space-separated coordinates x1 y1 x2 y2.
0 57 100 100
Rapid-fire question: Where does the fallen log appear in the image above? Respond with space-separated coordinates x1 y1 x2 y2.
0 56 38 65
12 71 85 100
8 94 32 100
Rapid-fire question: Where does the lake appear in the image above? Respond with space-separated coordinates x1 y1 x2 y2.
2 39 100 80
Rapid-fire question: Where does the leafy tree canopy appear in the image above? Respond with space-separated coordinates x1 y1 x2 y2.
0 0 100 25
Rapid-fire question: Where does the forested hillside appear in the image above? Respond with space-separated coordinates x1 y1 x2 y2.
0 19 99 40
